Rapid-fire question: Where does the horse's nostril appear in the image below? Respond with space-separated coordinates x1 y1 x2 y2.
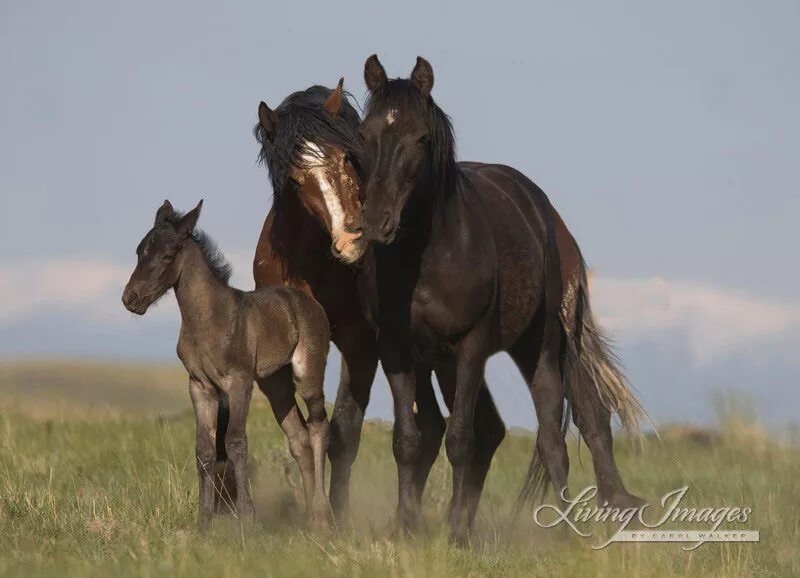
380 212 392 234
123 289 139 307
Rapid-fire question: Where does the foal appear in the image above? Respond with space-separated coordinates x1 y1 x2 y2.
122 200 332 531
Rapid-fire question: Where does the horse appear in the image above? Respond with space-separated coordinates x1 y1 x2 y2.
251 82 505 526
251 83 379 522
122 200 332 532
357 55 647 543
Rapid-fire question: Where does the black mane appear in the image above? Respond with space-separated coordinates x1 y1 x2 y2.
168 212 232 284
365 79 459 192
253 85 362 208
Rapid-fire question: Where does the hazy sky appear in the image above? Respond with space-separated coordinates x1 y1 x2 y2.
1 1 798 428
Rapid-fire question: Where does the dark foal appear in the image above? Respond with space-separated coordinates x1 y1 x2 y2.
358 55 647 543
123 200 332 532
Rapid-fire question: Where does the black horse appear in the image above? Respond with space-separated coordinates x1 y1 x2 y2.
357 55 647 543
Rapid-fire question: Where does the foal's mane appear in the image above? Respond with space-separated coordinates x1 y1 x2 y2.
253 85 362 208
167 211 232 284
365 79 459 192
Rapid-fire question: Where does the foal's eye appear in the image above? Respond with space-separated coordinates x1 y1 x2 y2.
418 133 430 144
162 254 175 262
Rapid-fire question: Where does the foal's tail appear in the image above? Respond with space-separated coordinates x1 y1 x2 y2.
517 258 650 507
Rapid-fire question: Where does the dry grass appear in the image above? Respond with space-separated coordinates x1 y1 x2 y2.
0 361 797 577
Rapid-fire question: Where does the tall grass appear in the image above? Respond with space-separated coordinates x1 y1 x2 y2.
1 395 797 577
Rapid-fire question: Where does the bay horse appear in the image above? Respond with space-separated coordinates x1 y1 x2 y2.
251 83 378 522
250 82 505 525
122 200 332 532
357 55 647 543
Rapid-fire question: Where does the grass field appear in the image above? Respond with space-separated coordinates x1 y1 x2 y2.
0 361 797 577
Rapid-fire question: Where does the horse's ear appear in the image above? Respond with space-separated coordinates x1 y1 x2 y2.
364 54 387 92
323 78 344 117
410 56 434 98
175 199 203 239
258 101 278 141
155 200 174 225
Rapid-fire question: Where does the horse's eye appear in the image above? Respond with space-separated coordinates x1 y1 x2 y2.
418 133 430 144
162 254 175 262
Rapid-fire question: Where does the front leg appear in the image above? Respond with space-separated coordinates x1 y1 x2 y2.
380 336 423 534
445 333 489 545
223 375 255 521
328 321 378 523
189 379 220 530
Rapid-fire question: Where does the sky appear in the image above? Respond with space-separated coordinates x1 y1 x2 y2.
1 0 798 429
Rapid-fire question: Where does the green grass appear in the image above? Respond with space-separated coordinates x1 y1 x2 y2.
0 362 798 577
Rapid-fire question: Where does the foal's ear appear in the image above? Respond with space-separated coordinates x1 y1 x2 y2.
175 200 203 239
257 101 278 141
155 200 174 225
323 78 344 117
410 56 434 98
364 54 387 92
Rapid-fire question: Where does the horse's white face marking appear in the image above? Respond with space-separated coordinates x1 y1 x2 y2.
386 109 398 125
301 140 345 234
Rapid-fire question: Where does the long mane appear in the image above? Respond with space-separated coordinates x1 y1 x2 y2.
167 212 232 284
253 85 362 209
365 79 459 192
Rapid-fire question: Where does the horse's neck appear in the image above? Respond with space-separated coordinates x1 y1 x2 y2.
173 242 235 336
271 195 330 282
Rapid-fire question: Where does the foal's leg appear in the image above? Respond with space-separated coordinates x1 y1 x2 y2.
413 367 446 506
328 322 378 523
223 375 255 521
189 379 220 529
509 314 570 500
445 334 490 545
260 372 317 526
293 352 332 533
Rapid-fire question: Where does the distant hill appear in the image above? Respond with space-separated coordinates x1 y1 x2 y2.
0 359 189 418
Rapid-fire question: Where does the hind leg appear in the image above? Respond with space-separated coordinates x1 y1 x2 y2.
259 369 319 528
570 382 644 507
293 350 332 533
509 315 570 501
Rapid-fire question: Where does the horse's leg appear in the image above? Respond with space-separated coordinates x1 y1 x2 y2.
260 370 317 526
293 356 333 534
380 336 423 533
328 322 378 523
445 333 489 545
223 375 255 521
213 395 237 513
189 379 220 530
412 367 446 506
570 379 644 507
509 313 570 500
435 365 505 529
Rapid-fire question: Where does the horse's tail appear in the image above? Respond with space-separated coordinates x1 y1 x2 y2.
516 253 650 508
564 265 650 439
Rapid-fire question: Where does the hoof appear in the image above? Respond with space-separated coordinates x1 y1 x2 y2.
448 527 471 548
604 491 647 510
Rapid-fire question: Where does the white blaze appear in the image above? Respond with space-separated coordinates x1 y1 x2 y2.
301 141 345 234
386 109 397 125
